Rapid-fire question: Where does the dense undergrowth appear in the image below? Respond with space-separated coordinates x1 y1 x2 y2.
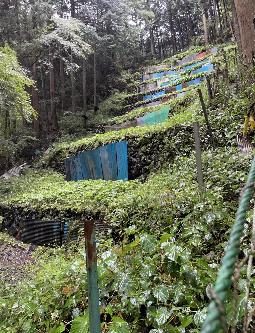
0 147 253 333
1 43 255 333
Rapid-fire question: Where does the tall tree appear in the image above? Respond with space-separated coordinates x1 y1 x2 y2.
233 0 255 66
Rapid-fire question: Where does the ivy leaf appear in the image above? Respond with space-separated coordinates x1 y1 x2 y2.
153 285 169 303
154 307 171 326
108 316 130 333
70 312 89 333
49 323 65 333
193 308 207 328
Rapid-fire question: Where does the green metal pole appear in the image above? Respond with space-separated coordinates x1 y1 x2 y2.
84 220 101 333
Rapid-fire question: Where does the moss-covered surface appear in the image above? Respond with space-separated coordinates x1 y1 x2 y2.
0 146 251 230
38 106 201 174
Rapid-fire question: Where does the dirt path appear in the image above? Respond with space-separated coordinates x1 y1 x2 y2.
0 233 35 284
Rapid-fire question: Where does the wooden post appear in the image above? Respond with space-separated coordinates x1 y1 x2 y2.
84 220 101 333
193 122 205 192
205 76 213 101
197 88 214 145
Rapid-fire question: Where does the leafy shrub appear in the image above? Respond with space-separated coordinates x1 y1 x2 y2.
99 91 129 117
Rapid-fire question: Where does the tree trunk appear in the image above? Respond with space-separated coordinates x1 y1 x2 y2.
70 0 75 18
149 27 156 58
14 0 21 45
60 58 65 116
4 109 10 139
93 52 97 112
215 0 224 39
168 5 177 55
233 0 255 66
83 59 87 127
70 51 75 113
40 68 48 133
49 47 58 132
202 13 209 45
31 63 40 136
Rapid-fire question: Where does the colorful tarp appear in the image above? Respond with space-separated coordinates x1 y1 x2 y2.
143 89 165 101
137 106 170 126
65 141 128 181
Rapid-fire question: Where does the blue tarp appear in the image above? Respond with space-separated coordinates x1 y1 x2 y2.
187 77 202 86
137 105 170 126
152 72 165 79
65 141 128 181
192 63 214 75
143 89 165 101
175 84 183 91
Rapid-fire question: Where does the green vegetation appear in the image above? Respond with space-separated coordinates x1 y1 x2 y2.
1 0 255 331
0 45 36 135
0 147 253 332
104 90 196 126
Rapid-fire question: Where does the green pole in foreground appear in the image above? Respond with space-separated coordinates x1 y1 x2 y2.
201 156 255 333
84 220 101 333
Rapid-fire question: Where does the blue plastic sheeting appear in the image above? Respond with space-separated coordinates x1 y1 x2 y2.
65 141 128 181
143 89 165 101
116 141 128 180
161 81 171 87
175 84 183 91
137 105 170 126
165 70 178 76
100 143 118 180
192 63 214 75
187 77 202 86
152 72 165 79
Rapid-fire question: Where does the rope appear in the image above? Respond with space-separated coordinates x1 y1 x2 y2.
201 156 255 333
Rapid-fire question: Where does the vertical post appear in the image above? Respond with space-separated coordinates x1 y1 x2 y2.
93 52 97 113
205 76 213 101
83 59 87 128
193 122 205 192
197 88 214 145
84 220 101 333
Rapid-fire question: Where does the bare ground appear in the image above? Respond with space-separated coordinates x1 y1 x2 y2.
0 233 35 285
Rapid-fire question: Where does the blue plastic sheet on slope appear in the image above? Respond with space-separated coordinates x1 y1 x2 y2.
161 81 171 87
192 63 214 75
165 70 178 76
152 72 165 79
100 143 118 180
137 105 170 126
116 141 128 180
187 77 202 86
143 89 165 101
65 141 128 181
175 84 183 91
83 149 103 179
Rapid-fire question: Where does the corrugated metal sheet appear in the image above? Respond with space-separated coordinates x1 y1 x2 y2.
20 220 69 246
